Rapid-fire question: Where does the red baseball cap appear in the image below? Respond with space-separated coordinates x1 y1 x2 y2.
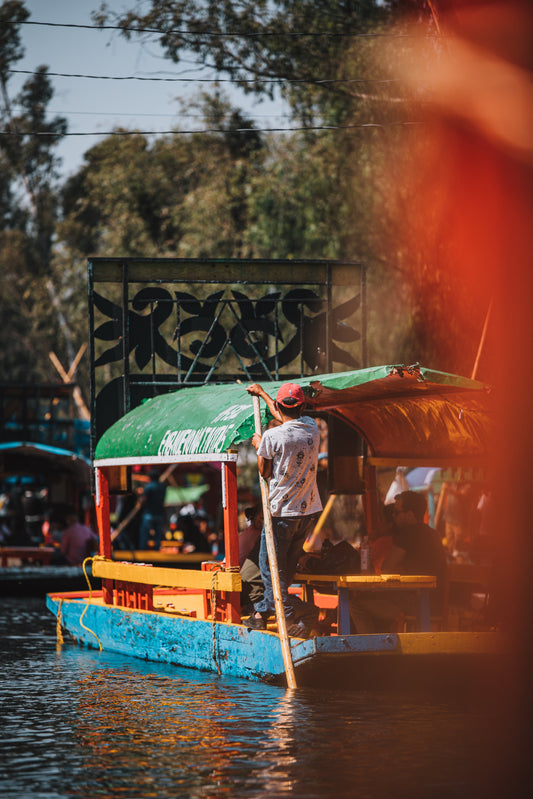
276 382 305 408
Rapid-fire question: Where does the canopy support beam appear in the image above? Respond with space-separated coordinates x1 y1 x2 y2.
95 467 113 604
222 458 241 623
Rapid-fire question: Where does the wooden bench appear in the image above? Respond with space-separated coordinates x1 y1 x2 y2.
294 573 437 634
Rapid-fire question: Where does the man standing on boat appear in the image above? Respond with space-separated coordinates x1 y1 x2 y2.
245 382 322 637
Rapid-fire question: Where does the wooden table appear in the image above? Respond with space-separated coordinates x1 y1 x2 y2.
294 573 437 634
0 546 55 566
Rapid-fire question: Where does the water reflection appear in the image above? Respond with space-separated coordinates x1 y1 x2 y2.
253 689 298 795
0 598 497 798
73 667 278 797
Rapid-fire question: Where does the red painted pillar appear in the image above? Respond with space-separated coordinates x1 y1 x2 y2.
94 467 113 604
223 457 241 623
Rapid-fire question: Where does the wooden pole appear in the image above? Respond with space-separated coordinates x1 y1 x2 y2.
49 347 91 421
305 493 337 551
65 343 87 381
471 299 492 380
110 501 142 543
434 482 448 532
253 395 297 689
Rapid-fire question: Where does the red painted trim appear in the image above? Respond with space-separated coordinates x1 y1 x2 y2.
94 468 113 604
222 460 241 623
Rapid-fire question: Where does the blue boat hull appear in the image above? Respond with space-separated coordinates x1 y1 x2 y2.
46 595 505 689
48 594 308 682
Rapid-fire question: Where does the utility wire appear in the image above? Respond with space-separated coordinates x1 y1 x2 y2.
0 122 419 137
7 68 398 85
49 110 287 119
8 19 441 39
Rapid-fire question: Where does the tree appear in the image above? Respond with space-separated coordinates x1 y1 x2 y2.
59 92 266 262
93 1 468 375
91 0 494 379
93 1 404 125
244 132 344 260
0 0 69 381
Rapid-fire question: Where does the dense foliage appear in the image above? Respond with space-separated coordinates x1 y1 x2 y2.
0 0 70 381
0 0 494 400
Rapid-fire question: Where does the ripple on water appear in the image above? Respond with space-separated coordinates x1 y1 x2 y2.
0 597 499 799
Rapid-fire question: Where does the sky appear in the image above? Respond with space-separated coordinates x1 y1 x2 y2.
12 0 288 179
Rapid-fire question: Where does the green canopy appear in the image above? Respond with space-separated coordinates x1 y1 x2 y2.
94 365 491 467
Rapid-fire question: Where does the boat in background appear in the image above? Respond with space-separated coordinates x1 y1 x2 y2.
0 561 95 597
0 382 93 596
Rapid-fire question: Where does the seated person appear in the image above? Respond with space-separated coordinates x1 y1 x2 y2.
371 504 396 574
298 535 361 576
349 490 446 633
52 509 99 566
179 513 212 553
239 505 264 614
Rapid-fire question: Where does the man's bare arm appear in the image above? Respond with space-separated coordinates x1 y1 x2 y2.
251 432 272 480
246 383 282 422
257 454 272 480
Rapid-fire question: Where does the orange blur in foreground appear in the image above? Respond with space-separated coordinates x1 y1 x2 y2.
390 1 533 794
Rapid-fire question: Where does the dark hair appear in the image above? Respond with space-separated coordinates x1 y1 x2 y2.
244 505 262 521
149 468 160 481
396 490 427 522
279 396 300 407
275 401 302 419
382 503 396 524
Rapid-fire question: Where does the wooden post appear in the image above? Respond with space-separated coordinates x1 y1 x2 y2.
222 457 241 623
305 493 337 551
362 462 379 538
253 395 297 689
94 467 113 604
434 482 448 533
110 501 142 543
49 345 90 421
471 299 492 381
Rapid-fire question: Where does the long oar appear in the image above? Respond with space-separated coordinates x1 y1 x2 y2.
305 493 337 551
252 395 297 689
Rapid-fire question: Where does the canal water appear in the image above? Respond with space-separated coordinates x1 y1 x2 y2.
1 597 503 799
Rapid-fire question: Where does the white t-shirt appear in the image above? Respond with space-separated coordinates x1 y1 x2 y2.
257 416 322 517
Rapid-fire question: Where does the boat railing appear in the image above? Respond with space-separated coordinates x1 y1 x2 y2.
91 556 242 620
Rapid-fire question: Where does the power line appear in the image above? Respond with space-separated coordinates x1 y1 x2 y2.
8 68 398 86
49 110 288 119
0 121 419 138
49 111 291 121
10 19 439 39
